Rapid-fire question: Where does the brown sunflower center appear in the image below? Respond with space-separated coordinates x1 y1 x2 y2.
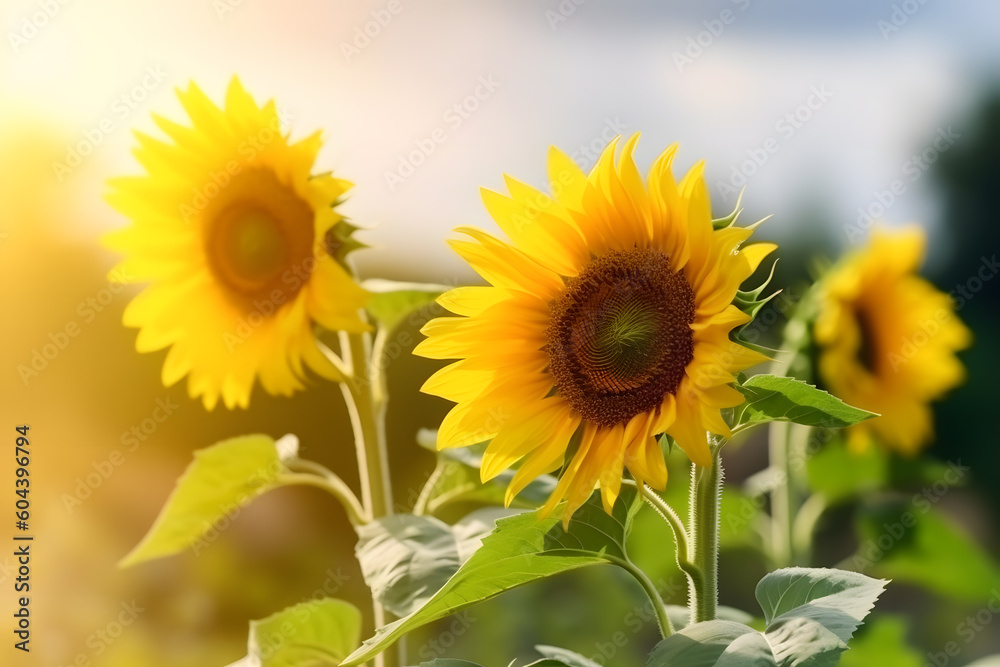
854 305 881 373
205 168 315 302
545 247 696 427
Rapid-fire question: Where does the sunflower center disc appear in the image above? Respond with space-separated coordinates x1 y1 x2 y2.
546 248 695 427
853 306 881 373
205 168 315 302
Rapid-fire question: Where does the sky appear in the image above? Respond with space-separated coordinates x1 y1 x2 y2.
3 0 998 279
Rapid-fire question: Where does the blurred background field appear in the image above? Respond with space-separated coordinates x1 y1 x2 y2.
2 1 999 665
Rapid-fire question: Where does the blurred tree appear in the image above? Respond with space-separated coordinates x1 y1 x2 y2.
930 87 1000 510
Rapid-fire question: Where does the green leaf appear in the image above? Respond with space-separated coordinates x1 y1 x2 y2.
648 620 774 666
838 615 922 667
647 567 887 667
248 598 362 666
363 279 447 332
342 489 641 666
732 375 876 431
755 567 887 664
534 646 603 667
355 508 514 617
755 566 885 627
852 503 1000 602
120 435 283 568
665 606 757 632
416 661 482 667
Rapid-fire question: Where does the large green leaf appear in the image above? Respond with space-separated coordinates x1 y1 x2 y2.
754 567 884 627
342 489 642 666
666 606 757 632
355 508 515 617
247 598 362 666
852 503 1000 601
838 615 922 667
647 567 887 667
417 657 579 667
648 620 774 666
534 646 603 667
363 279 447 332
732 375 876 431
120 435 283 568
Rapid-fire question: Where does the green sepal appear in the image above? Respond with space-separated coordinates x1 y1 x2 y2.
324 216 368 270
711 192 744 230
732 257 780 343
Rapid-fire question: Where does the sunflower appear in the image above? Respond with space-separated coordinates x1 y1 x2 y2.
815 227 971 455
415 135 775 521
105 78 369 410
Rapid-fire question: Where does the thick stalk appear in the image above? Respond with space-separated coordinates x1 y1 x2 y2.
689 443 723 624
340 331 397 667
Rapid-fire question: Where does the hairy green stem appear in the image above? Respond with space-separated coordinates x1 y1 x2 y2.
689 442 723 624
633 482 704 619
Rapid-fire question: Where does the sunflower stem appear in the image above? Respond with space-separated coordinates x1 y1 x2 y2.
768 421 811 567
635 482 700 635
340 330 399 667
768 421 794 567
316 338 353 379
412 460 446 516
766 290 818 568
279 459 368 526
340 331 394 519
792 490 827 563
689 439 723 624
616 555 674 639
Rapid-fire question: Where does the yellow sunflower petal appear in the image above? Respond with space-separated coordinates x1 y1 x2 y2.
546 145 589 210
105 78 367 409
816 225 969 454
418 136 776 524
481 399 579 481
448 226 564 298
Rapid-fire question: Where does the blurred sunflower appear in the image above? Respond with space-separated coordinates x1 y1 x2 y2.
815 227 971 455
416 135 775 521
105 77 369 410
